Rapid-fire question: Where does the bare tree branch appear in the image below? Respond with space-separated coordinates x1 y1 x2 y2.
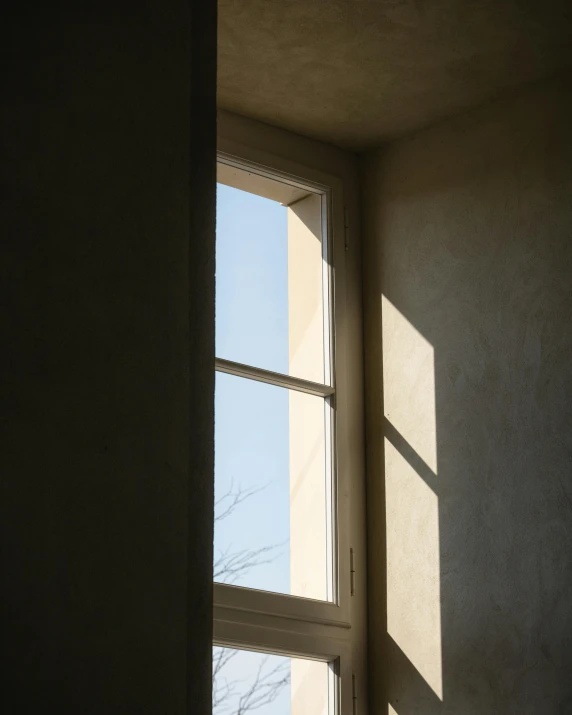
212 648 240 713
213 481 290 714
214 479 267 524
213 650 291 715
213 543 285 583
213 647 237 682
236 657 290 715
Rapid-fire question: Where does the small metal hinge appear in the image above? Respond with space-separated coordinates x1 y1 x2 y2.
352 673 358 715
350 547 356 596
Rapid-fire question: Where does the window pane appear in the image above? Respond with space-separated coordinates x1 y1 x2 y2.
214 372 332 601
212 646 333 715
216 167 328 385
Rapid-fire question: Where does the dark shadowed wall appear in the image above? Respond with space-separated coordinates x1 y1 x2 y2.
2 2 215 712
362 75 572 714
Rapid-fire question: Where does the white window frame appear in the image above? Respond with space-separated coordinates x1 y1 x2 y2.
213 110 367 715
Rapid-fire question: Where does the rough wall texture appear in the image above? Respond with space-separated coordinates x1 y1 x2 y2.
2 2 215 713
219 0 572 149
362 75 572 714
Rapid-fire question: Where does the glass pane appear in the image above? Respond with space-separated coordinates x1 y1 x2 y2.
216 166 328 385
212 646 333 715
214 372 332 601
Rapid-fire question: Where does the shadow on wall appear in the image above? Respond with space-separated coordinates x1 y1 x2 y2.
362 76 572 715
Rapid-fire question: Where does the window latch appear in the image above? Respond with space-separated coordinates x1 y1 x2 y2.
350 547 356 596
352 673 358 715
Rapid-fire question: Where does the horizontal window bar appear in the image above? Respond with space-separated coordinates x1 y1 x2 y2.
215 357 334 397
214 582 349 630
217 151 329 196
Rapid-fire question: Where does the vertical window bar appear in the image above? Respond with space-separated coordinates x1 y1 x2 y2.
328 658 341 715
321 189 337 604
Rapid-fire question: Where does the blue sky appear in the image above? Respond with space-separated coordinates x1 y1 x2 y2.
216 183 289 375
215 183 291 596
214 183 291 714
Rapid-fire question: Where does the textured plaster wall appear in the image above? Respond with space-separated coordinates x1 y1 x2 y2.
2 2 215 713
362 75 572 714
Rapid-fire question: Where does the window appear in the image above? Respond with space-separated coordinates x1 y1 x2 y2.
213 114 366 715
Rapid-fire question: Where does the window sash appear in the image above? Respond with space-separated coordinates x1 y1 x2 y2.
212 151 350 619
214 157 339 608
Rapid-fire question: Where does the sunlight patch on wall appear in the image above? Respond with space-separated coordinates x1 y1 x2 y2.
382 294 442 699
382 295 437 472
385 440 442 699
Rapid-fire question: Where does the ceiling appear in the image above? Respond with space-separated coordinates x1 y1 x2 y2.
218 0 572 151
